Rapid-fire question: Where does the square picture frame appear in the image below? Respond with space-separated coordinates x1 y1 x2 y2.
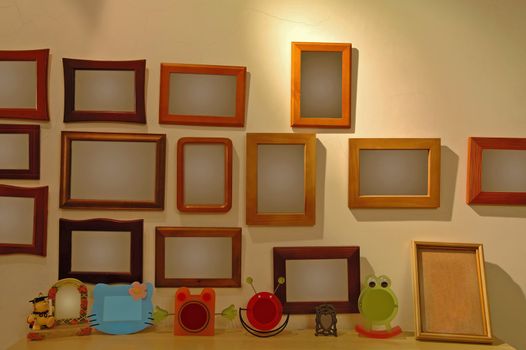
0 124 39 179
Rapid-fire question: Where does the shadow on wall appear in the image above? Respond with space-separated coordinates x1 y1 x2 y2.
66 0 106 25
486 262 526 350
471 205 526 219
351 145 458 222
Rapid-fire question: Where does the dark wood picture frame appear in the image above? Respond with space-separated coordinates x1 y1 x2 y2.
0 49 49 121
63 58 146 123
246 133 316 226
155 227 241 288
0 124 39 179
60 131 166 210
159 63 246 127
291 42 351 128
59 218 143 284
0 185 48 256
467 137 526 205
273 246 360 314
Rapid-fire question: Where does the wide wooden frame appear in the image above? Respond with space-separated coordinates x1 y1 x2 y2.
349 138 441 208
0 49 49 121
59 131 166 210
177 137 233 212
159 63 246 127
155 227 241 288
59 218 143 284
412 241 493 344
291 42 351 128
0 124 39 179
63 58 146 123
467 137 526 205
273 246 360 314
246 133 316 225
0 185 47 256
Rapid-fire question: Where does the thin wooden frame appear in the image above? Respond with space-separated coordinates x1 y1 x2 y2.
155 227 241 288
412 241 493 344
0 185 47 255
63 58 146 123
291 42 351 128
349 138 441 208
0 49 49 121
177 137 233 212
60 131 166 210
467 137 526 205
246 133 316 225
273 246 360 314
59 218 143 284
159 63 246 127
0 124 39 179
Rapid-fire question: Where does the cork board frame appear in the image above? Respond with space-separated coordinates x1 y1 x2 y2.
412 241 493 344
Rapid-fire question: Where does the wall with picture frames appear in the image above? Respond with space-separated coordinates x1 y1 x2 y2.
1 0 526 349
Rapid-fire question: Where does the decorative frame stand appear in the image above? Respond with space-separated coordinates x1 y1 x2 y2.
315 304 337 336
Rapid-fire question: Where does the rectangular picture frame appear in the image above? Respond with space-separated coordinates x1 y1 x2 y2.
0 124 39 179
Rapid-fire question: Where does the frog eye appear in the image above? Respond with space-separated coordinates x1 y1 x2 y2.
379 275 391 288
366 276 377 288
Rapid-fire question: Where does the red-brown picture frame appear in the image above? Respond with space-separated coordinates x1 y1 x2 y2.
0 124 39 179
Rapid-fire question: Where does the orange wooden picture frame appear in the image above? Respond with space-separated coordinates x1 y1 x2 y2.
159 63 246 127
177 137 232 212
291 42 351 128
467 137 526 205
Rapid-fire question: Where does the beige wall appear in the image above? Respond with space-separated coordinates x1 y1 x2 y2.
1 0 526 349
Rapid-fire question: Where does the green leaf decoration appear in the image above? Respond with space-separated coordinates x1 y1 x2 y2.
152 305 170 324
220 304 237 321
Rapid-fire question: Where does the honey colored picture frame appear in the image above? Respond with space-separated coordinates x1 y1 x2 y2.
177 137 232 212
0 185 48 256
63 58 146 123
60 131 166 210
291 42 351 128
273 246 360 314
412 241 492 344
155 227 241 288
0 49 49 121
467 137 526 205
0 124 39 179
59 218 143 284
348 138 441 208
159 63 246 127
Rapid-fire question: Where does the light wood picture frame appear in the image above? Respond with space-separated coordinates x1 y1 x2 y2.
155 227 241 288
60 131 166 210
0 185 47 256
63 58 146 123
0 49 49 121
348 138 441 208
291 42 351 128
246 133 316 226
467 137 526 205
0 124 39 179
159 63 246 127
177 137 233 212
412 241 493 344
59 218 143 284
273 246 360 314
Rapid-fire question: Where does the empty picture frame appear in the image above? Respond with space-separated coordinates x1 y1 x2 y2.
246 133 316 226
177 137 232 212
0 49 49 121
159 63 246 126
0 124 39 179
59 218 143 284
291 42 351 128
63 58 146 123
0 185 47 255
155 227 241 287
60 131 166 210
467 137 526 205
412 241 492 344
349 138 441 208
273 246 360 314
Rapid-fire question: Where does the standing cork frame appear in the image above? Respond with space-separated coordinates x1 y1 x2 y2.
291 42 351 128
0 124 40 179
159 63 246 127
0 49 49 121
467 137 526 205
412 241 492 344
